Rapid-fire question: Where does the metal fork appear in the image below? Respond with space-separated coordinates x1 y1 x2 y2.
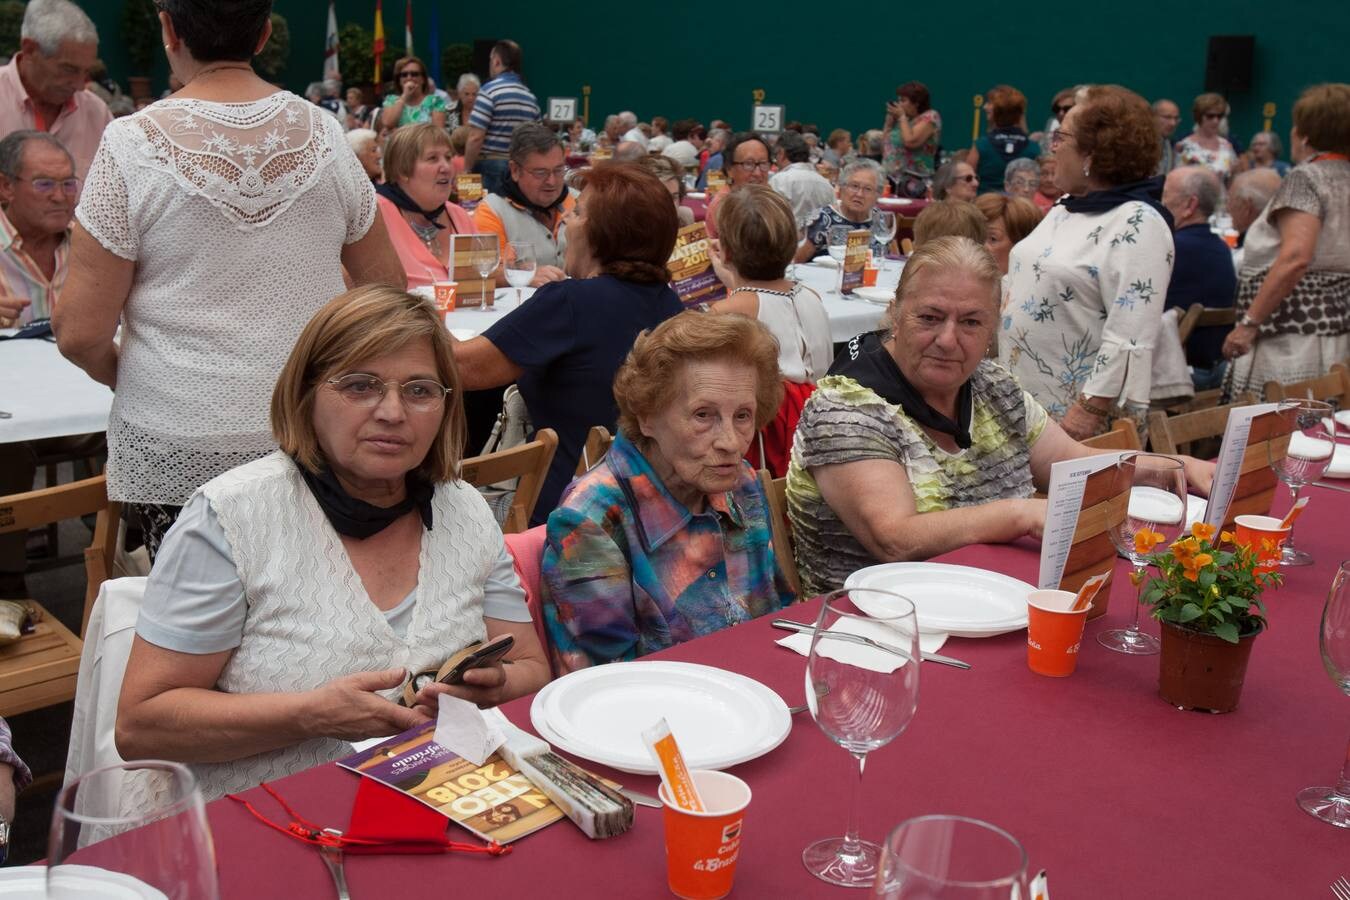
319 828 351 900
1331 876 1350 900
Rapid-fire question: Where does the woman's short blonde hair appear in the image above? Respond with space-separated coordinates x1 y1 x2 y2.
913 200 989 247
973 193 1044 244
888 235 1001 326
715 184 798 281
1293 83 1350 156
382 122 453 185
1191 92 1227 124
613 311 784 443
271 285 465 482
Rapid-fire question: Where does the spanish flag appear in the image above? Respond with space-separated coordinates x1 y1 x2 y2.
372 0 386 84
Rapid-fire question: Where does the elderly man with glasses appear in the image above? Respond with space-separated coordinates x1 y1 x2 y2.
794 158 892 262
705 132 770 238
474 122 573 287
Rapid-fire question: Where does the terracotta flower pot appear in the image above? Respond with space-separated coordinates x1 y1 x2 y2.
1157 620 1262 713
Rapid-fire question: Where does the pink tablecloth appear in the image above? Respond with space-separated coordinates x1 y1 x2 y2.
196 490 1347 898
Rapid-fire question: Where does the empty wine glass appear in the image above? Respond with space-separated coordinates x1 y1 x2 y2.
504 240 536 307
48 760 220 899
872 211 897 253
870 814 1029 899
1099 452 1188 655
803 588 920 887
473 237 500 308
827 224 850 294
1268 399 1334 567
1298 560 1350 826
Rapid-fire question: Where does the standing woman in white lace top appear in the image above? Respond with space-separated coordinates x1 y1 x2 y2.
54 0 403 558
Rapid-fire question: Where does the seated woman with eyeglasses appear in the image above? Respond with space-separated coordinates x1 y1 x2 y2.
795 158 893 262
116 286 550 803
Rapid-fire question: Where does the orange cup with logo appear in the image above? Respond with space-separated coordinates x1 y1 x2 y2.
432 281 458 315
659 770 751 900
1026 589 1091 677
1234 514 1290 575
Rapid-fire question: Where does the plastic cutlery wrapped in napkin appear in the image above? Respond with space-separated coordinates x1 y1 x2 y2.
776 618 947 674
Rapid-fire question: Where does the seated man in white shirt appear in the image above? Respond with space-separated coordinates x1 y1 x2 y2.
618 110 648 149
768 131 835 228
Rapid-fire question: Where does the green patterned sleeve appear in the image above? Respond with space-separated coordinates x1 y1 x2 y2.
795 377 906 469
1023 391 1049 446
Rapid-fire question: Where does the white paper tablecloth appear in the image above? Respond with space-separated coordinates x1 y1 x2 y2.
427 264 900 346
0 337 112 443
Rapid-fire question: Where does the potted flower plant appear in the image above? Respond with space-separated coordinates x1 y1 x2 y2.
1134 521 1281 713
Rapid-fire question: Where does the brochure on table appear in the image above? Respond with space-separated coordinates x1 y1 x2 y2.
704 169 728 197
1039 452 1128 595
454 174 483 210
449 233 499 308
338 720 565 844
668 222 727 308
840 229 870 294
1203 402 1286 529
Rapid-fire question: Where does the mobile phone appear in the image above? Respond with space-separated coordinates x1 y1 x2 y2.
436 634 515 685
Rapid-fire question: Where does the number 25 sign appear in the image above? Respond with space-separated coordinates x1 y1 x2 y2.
546 97 577 123
752 104 784 134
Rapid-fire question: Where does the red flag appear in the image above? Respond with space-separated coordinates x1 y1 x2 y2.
372 0 386 84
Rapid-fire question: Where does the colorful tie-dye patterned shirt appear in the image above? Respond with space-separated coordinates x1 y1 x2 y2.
541 433 794 673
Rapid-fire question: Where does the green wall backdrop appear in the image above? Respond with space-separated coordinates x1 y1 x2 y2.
84 1 1350 150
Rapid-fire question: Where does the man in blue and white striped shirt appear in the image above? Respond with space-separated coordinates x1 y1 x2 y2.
464 40 540 195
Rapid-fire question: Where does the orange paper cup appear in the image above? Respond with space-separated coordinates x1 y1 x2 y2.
1026 589 1091 677
432 281 458 314
1234 514 1290 575
659 770 751 900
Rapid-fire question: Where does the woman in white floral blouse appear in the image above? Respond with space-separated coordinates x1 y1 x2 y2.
999 85 1174 440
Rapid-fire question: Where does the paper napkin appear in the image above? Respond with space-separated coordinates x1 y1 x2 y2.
776 617 948 674
433 694 506 766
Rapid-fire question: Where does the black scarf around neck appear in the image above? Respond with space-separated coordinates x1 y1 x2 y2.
298 462 435 539
1059 176 1175 230
829 332 974 449
376 181 447 229
500 172 567 217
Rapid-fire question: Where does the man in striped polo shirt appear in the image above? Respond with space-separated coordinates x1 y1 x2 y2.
464 40 540 195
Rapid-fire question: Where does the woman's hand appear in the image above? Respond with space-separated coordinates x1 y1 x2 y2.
0 295 28 327
1222 323 1257 360
401 78 420 104
1182 456 1216 497
708 241 737 288
308 667 429 740
1060 402 1105 441
411 661 510 712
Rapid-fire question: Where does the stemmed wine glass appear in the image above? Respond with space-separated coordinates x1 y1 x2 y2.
48 760 220 899
1099 452 1188 655
872 211 898 255
870 814 1029 899
504 240 536 308
1298 560 1350 827
474 237 500 308
827 224 850 294
803 588 920 887
1268 399 1334 567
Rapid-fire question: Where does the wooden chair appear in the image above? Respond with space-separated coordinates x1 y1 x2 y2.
756 470 801 598
1176 303 1205 345
1147 400 1255 456
0 475 117 717
460 428 558 534
573 425 614 476
1081 419 1141 452
1263 364 1350 407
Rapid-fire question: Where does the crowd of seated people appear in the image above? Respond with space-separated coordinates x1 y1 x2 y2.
5 0 1349 824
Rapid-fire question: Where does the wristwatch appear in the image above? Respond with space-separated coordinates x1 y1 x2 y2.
1238 314 1262 328
0 812 10 865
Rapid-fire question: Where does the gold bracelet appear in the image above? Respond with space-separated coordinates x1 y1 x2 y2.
1077 396 1111 418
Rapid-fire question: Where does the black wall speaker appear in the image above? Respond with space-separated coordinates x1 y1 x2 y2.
1205 35 1255 94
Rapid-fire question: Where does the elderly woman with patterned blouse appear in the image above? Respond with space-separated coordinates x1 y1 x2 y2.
999 84 1174 439
787 237 1213 595
541 312 795 672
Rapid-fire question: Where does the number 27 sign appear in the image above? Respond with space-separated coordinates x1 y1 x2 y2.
546 97 577 123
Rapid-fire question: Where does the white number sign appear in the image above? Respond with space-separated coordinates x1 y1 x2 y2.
752 104 785 134
546 97 577 123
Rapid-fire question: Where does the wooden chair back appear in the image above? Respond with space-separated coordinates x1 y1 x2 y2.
1263 364 1350 407
574 425 614 476
1196 307 1236 330
1148 401 1253 456
460 429 559 534
0 475 113 716
1081 419 1141 452
757 469 801 598
82 504 123 635
1176 303 1205 345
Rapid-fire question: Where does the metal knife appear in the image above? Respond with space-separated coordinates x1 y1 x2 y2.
771 619 972 670
619 787 662 809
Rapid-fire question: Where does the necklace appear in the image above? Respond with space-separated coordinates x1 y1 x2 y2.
732 284 798 299
185 63 253 85
409 217 439 249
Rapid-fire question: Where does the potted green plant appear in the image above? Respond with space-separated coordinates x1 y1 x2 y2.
1135 521 1281 713
121 0 159 101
